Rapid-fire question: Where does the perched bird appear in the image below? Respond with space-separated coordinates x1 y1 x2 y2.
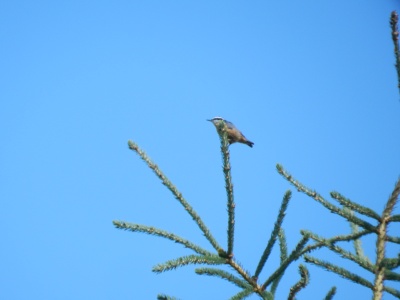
207 117 254 147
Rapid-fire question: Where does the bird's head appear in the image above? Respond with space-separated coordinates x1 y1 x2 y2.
207 116 225 126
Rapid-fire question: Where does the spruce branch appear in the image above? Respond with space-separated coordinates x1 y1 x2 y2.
157 294 181 300
228 259 258 289
350 224 364 260
278 228 289 262
113 221 213 256
215 121 236 257
301 230 400 282
305 255 400 298
270 228 288 296
276 164 377 233
128 140 222 252
382 254 400 270
383 287 400 299
330 191 381 221
390 11 400 93
303 230 375 274
344 208 368 261
384 178 400 219
261 234 310 290
287 264 309 300
324 287 337 300
386 235 400 244
195 268 251 289
254 190 291 279
390 214 400 222
223 258 277 299
259 291 274 300
300 229 372 263
152 254 225 273
373 178 400 299
384 268 400 281
231 289 274 300
229 288 256 300
304 255 373 288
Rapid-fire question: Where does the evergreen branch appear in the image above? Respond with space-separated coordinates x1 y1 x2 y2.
390 11 400 93
373 178 400 299
304 255 374 289
324 287 337 300
278 228 289 261
330 191 381 221
301 229 371 256
229 288 255 300
228 259 257 289
226 258 275 300
157 294 181 300
276 164 377 233
330 229 371 242
232 290 272 300
305 256 400 298
113 221 213 256
195 268 251 289
386 235 400 244
128 140 222 252
287 264 309 300
152 254 225 273
390 214 400 222
385 269 400 281
350 223 365 260
344 208 368 262
261 234 310 290
254 191 291 279
383 286 400 298
270 228 288 296
382 254 400 270
302 230 400 281
384 178 400 220
259 291 274 300
303 230 375 274
216 121 235 257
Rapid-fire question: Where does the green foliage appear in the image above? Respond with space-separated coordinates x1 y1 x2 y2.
114 11 400 300
287 265 309 300
157 294 181 300
117 123 310 299
115 131 399 299
277 164 400 299
390 11 400 93
195 268 251 289
324 287 337 300
254 191 291 279
152 254 225 273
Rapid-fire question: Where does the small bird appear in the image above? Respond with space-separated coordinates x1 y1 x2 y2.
207 117 254 147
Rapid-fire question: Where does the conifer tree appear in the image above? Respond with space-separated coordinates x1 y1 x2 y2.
114 11 400 299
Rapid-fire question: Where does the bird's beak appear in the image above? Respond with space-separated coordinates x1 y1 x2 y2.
206 119 212 122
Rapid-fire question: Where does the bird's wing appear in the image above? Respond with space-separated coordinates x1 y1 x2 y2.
224 120 237 130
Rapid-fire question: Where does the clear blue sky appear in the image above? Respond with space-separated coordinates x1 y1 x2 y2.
1 1 399 299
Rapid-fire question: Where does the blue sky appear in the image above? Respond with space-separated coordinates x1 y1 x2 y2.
1 1 400 299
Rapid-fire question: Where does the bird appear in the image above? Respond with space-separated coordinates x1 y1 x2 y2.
207 117 254 147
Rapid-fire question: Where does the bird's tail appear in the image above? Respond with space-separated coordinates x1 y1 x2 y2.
246 140 254 148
